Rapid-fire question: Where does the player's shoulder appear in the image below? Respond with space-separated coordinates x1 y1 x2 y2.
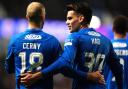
95 31 111 43
42 32 60 42
9 32 26 45
67 32 79 39
42 31 55 38
101 33 111 41
64 32 81 46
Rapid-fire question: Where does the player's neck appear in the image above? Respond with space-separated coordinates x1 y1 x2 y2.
80 24 88 29
28 22 42 29
114 33 126 39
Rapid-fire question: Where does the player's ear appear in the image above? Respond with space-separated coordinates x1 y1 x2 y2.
79 15 84 23
41 14 45 21
26 14 29 20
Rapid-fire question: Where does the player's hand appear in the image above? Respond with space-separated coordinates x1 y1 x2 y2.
20 71 42 87
87 71 105 84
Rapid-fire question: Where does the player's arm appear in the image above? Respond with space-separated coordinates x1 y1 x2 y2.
40 34 88 79
5 38 15 74
20 45 104 85
107 43 123 89
43 43 103 82
20 34 104 85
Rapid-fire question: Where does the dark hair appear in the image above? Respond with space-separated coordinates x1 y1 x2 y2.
66 2 92 25
113 15 128 34
26 2 45 23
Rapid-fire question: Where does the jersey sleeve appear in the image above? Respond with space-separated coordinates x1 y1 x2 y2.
5 37 15 74
107 43 123 89
52 38 62 61
41 34 87 79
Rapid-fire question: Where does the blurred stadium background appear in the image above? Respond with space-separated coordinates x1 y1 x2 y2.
0 0 127 89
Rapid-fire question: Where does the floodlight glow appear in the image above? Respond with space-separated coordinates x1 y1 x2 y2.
89 16 101 29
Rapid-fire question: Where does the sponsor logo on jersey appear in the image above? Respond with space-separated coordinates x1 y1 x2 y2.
64 42 72 46
25 34 42 40
113 42 127 48
88 31 101 36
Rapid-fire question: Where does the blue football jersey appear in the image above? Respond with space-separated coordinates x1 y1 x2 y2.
5 28 62 89
107 39 128 89
42 28 123 89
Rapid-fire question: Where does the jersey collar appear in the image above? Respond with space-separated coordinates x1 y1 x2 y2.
26 28 43 32
78 28 95 33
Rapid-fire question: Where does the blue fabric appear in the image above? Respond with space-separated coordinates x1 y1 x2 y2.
41 28 123 89
107 39 128 89
5 29 62 89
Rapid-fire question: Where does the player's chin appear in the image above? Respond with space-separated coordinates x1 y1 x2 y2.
68 28 73 33
69 30 73 33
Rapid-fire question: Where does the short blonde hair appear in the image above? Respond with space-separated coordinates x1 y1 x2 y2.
26 2 45 23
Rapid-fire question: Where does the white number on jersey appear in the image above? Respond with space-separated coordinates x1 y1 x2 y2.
84 52 105 72
19 52 43 73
